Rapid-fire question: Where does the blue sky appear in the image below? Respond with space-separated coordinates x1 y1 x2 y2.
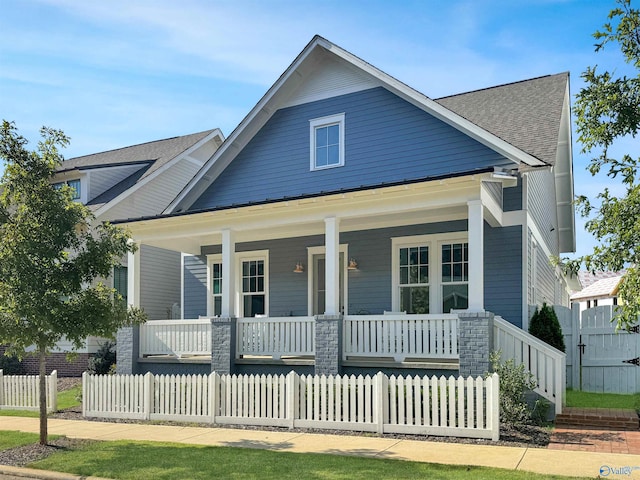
0 0 636 259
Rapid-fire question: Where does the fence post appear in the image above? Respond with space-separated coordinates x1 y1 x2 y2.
209 371 219 425
143 372 153 420
374 372 385 434
570 303 580 392
489 372 500 441
49 370 58 413
286 371 296 429
0 370 3 408
82 372 87 417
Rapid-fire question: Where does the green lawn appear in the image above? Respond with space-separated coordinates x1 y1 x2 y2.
0 431 42 450
27 439 588 480
565 389 640 410
56 384 82 410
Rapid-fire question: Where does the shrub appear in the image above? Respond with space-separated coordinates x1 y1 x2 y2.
487 350 538 426
0 353 22 374
529 303 566 352
88 341 116 374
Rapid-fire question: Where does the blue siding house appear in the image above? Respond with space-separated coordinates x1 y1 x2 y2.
115 36 576 384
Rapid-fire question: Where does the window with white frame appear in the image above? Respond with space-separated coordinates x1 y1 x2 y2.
392 234 469 314
309 113 345 171
53 179 81 200
398 245 430 314
240 254 267 317
440 242 469 312
206 255 223 317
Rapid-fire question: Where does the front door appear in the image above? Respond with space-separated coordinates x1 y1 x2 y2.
312 253 344 315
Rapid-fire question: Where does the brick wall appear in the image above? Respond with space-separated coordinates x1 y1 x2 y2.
0 346 89 377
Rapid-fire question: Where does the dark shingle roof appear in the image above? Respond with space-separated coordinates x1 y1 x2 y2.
435 73 569 166
58 129 217 179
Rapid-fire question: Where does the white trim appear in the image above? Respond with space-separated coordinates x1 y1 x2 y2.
94 129 224 218
206 254 223 317
467 199 484 311
180 253 187 319
166 36 546 214
309 113 345 171
237 250 269 317
391 232 468 314
306 244 349 316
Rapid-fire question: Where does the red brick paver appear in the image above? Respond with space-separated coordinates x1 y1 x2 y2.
549 427 640 454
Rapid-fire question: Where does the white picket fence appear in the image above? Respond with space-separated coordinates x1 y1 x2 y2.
83 371 499 440
343 314 459 361
494 316 565 414
0 370 58 413
237 317 315 359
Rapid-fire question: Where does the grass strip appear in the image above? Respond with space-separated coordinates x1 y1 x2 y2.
0 431 41 450
30 439 590 480
566 389 640 410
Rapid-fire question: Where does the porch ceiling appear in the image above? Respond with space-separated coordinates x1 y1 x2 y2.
123 176 485 254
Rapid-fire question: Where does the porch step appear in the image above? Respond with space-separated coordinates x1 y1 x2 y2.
555 407 639 430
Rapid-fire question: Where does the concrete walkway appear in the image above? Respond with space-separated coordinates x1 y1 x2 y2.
1 416 640 479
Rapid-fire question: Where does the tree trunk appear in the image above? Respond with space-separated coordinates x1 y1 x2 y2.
38 346 48 445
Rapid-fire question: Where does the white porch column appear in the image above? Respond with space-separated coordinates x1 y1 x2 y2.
324 216 340 315
221 229 236 317
467 200 484 312
127 244 141 309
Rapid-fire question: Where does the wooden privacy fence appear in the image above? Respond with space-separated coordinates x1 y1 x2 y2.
343 314 459 361
83 371 499 440
0 370 58 413
557 305 640 393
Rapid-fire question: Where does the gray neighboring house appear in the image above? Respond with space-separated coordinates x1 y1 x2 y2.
114 36 577 383
18 129 224 375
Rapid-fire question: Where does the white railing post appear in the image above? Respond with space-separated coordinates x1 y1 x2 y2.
143 372 153 420
489 373 500 441
0 370 3 408
82 372 87 417
286 371 296 428
374 371 384 434
49 370 58 413
209 372 219 425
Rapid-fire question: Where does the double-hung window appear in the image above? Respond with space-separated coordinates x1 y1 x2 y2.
440 242 469 312
398 245 430 314
310 113 345 170
393 234 469 314
206 255 223 317
241 254 268 317
53 179 81 200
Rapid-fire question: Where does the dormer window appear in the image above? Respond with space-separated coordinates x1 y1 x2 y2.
53 179 81 200
310 113 345 171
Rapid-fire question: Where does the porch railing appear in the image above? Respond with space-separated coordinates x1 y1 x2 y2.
493 315 565 414
343 314 459 362
237 317 315 359
139 319 212 357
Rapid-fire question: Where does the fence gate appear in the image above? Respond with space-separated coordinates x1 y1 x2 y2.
580 306 640 393
559 304 640 394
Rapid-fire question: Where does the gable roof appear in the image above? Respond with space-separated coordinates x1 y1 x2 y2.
571 275 623 301
58 129 219 180
435 73 569 167
167 35 563 214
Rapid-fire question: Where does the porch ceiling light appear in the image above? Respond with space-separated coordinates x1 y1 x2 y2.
347 258 358 270
294 262 304 273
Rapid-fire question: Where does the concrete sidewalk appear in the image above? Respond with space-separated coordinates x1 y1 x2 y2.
1 417 639 479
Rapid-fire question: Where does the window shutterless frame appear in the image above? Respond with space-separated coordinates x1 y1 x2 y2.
309 113 345 171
